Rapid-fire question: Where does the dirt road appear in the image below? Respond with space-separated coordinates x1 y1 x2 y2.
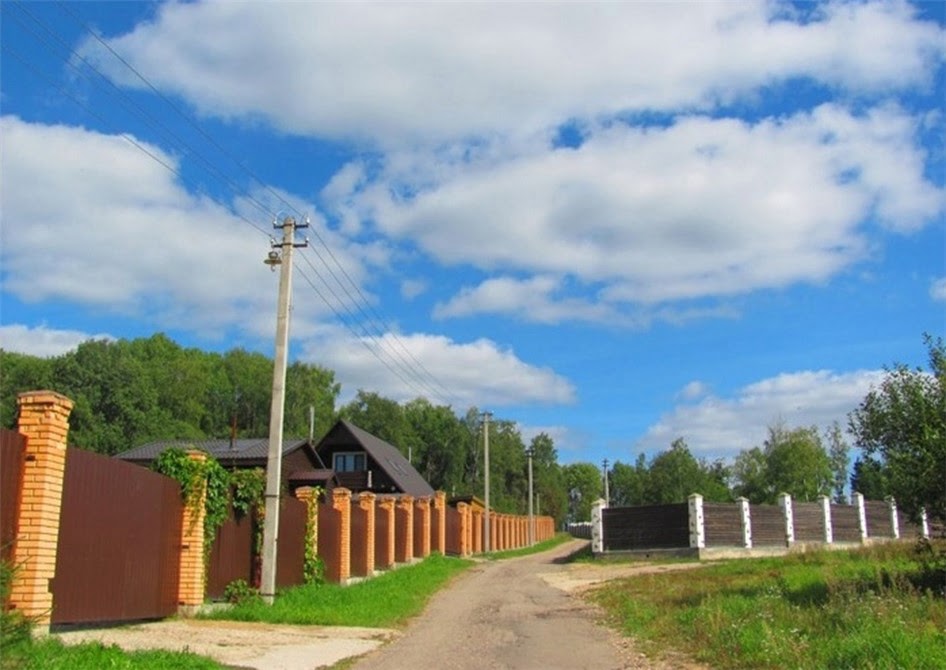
350 540 690 670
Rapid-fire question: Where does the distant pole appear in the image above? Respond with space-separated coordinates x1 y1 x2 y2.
602 458 610 507
260 215 307 605
526 446 534 546
482 411 492 552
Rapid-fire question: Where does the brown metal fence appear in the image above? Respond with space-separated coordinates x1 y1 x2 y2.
1 429 26 565
602 503 689 551
318 502 341 582
52 448 182 625
704 503 743 547
276 496 307 589
749 504 784 546
831 503 861 542
793 502 824 542
206 507 256 600
351 503 370 577
865 500 893 538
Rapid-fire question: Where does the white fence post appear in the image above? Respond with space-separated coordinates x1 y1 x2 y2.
886 496 900 539
920 508 930 539
779 493 794 546
688 494 705 550
737 497 752 549
820 495 833 544
590 498 606 554
854 492 868 543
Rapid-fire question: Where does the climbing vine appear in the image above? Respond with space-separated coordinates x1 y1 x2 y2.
303 488 325 585
230 468 266 518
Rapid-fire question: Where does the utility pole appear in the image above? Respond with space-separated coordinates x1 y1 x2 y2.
526 445 534 546
482 411 492 553
602 458 610 507
260 215 307 605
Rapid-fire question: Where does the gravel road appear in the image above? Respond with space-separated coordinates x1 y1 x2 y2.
350 539 702 670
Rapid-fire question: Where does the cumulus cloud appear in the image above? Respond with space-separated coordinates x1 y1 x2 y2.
637 369 885 458
297 327 576 408
80 2 945 144
0 324 113 358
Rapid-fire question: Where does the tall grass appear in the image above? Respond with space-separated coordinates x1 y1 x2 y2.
591 540 946 670
206 553 473 628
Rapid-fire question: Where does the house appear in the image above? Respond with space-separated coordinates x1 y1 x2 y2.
116 437 335 491
313 419 435 498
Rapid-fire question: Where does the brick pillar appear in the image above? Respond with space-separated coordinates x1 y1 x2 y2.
354 492 376 577
472 508 483 554
820 495 833 544
457 502 470 556
395 495 414 563
10 391 73 630
886 496 900 539
591 499 605 554
464 505 474 554
295 487 320 580
330 488 352 583
177 450 208 610
737 497 752 549
376 495 396 569
432 492 446 555
854 492 868 543
778 493 794 546
688 493 705 549
414 497 431 559
489 512 499 552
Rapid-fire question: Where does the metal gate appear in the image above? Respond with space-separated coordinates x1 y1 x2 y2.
52 448 183 625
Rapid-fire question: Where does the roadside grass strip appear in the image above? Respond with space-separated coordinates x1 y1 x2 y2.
590 540 946 670
206 553 474 628
0 636 223 670
484 532 573 560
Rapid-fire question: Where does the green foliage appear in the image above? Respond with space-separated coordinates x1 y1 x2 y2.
609 442 731 507
1 636 224 669
733 424 832 503
563 462 602 521
302 490 324 585
222 579 261 606
205 553 473 628
848 334 946 523
229 468 265 518
591 542 946 670
1 559 34 653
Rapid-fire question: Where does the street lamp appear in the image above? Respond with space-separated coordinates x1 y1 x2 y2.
602 458 610 507
526 445 534 546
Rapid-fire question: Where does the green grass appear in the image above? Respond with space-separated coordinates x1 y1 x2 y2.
590 540 946 670
484 532 573 560
205 552 474 628
0 636 223 670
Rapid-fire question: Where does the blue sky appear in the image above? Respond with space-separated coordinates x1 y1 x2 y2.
1 1 943 467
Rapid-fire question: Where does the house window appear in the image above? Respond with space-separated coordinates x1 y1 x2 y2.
334 452 366 472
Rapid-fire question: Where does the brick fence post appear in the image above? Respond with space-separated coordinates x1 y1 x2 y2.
737 496 752 549
177 450 208 612
377 495 396 569
920 508 930 539
432 492 446 555
356 492 376 576
820 495 833 544
295 487 320 579
395 495 414 563
591 498 605 554
778 493 794 547
326 488 352 583
471 507 483 554
688 493 705 550
854 492 868 543
457 502 470 556
10 391 73 631
886 496 900 540
414 496 431 559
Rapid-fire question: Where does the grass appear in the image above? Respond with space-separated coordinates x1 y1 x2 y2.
590 539 946 670
204 552 474 628
0 635 223 670
484 532 573 560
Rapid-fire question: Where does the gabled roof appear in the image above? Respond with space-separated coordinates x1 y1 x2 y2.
318 420 435 498
117 437 321 466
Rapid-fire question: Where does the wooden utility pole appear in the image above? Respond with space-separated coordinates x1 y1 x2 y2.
260 215 307 604
482 411 491 552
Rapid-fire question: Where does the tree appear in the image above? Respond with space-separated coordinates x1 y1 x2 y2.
644 438 730 503
850 455 888 501
562 462 603 521
848 334 946 522
610 454 648 507
733 424 832 504
528 433 567 525
825 421 850 503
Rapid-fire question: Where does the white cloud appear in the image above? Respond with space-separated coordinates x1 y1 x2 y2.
370 105 942 312
400 278 427 300
637 369 885 458
297 327 576 408
80 2 945 145
0 324 113 358
931 277 946 302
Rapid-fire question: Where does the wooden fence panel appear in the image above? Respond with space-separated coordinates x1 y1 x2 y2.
749 504 784 546
0 429 26 565
793 503 824 542
865 500 893 538
898 510 922 539
276 496 307 589
603 504 689 551
703 503 743 547
831 503 860 542
52 448 182 625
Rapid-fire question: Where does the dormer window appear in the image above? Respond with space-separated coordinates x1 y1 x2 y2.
334 452 366 472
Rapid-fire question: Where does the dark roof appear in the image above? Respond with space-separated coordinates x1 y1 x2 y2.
319 420 435 498
117 437 317 465
288 469 336 484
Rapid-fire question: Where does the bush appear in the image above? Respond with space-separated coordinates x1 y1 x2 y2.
1 558 33 652
223 579 261 606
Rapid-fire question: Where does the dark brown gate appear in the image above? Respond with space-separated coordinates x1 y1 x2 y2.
52 448 183 625
1 429 26 565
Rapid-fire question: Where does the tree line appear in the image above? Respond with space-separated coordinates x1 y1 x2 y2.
2 333 941 525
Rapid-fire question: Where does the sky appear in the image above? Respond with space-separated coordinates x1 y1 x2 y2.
1 1 943 468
